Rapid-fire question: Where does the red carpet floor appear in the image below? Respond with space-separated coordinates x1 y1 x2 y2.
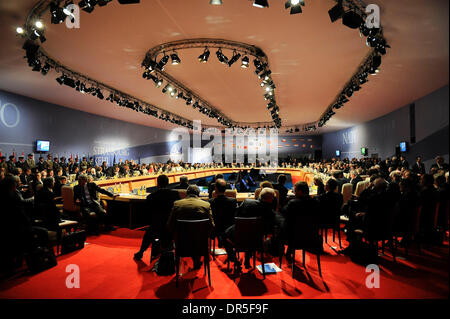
0 228 448 299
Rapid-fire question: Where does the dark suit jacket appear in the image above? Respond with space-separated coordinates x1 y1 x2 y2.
273 183 288 208
209 195 237 234
73 182 114 207
350 175 363 192
236 199 275 234
145 188 180 235
281 196 320 240
174 182 190 190
411 162 426 175
35 188 60 231
317 191 343 227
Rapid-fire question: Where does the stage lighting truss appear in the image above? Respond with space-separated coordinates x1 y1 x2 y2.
20 0 388 132
142 38 282 129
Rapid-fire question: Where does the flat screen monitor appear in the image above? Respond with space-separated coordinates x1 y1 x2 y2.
400 142 407 152
197 186 209 194
336 150 341 157
361 147 368 156
36 140 50 152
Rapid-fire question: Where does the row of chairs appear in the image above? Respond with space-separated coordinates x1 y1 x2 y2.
172 213 324 287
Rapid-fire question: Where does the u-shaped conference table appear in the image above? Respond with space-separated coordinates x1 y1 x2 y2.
95 167 316 229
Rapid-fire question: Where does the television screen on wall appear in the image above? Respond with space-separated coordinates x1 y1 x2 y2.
361 147 368 156
400 141 408 152
36 140 50 152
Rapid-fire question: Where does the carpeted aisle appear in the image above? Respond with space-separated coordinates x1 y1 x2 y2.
0 228 448 299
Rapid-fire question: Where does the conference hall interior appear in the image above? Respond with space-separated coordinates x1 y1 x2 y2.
0 0 448 301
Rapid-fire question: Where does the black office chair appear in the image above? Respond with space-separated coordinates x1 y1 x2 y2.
227 217 266 279
209 204 235 260
280 213 323 278
174 219 213 287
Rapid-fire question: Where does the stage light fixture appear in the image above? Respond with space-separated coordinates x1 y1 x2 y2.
198 47 210 63
35 20 44 29
79 0 97 13
16 26 25 35
210 0 222 4
328 0 343 22
285 0 305 15
241 56 249 68
56 74 66 85
253 0 269 8
216 48 229 65
227 50 241 67
342 10 363 29
41 63 51 75
158 53 169 70
171 52 181 65
50 2 67 24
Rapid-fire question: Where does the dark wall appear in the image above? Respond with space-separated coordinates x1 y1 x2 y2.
322 85 449 171
0 89 173 165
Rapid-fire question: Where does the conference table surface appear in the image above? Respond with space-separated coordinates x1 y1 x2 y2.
94 167 317 228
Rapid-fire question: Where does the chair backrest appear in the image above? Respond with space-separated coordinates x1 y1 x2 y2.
354 181 368 196
341 183 353 204
433 201 440 228
289 213 321 250
175 219 212 257
177 189 187 199
234 217 264 251
212 190 237 199
61 186 77 212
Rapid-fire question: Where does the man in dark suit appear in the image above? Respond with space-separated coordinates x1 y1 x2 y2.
273 174 289 209
317 178 343 232
73 174 118 232
167 185 214 269
54 175 68 197
349 170 363 193
411 156 426 175
209 179 237 247
224 188 276 270
208 173 231 198
281 181 321 261
16 156 26 170
430 156 449 173
134 174 181 260
36 156 45 172
174 175 189 190
34 177 61 231
399 156 409 169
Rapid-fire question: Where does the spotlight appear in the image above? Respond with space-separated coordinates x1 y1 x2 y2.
171 52 181 65
342 10 363 29
96 89 104 99
162 84 172 94
328 0 344 22
372 55 382 68
227 50 241 67
152 77 163 88
41 63 51 75
50 2 67 24
158 53 169 70
35 20 44 29
210 0 222 4
79 0 97 13
16 26 25 35
147 59 158 72
259 70 272 81
32 60 41 72
253 0 269 8
198 47 210 63
241 56 249 68
56 74 66 85
186 97 192 105
285 0 305 15
216 48 229 65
